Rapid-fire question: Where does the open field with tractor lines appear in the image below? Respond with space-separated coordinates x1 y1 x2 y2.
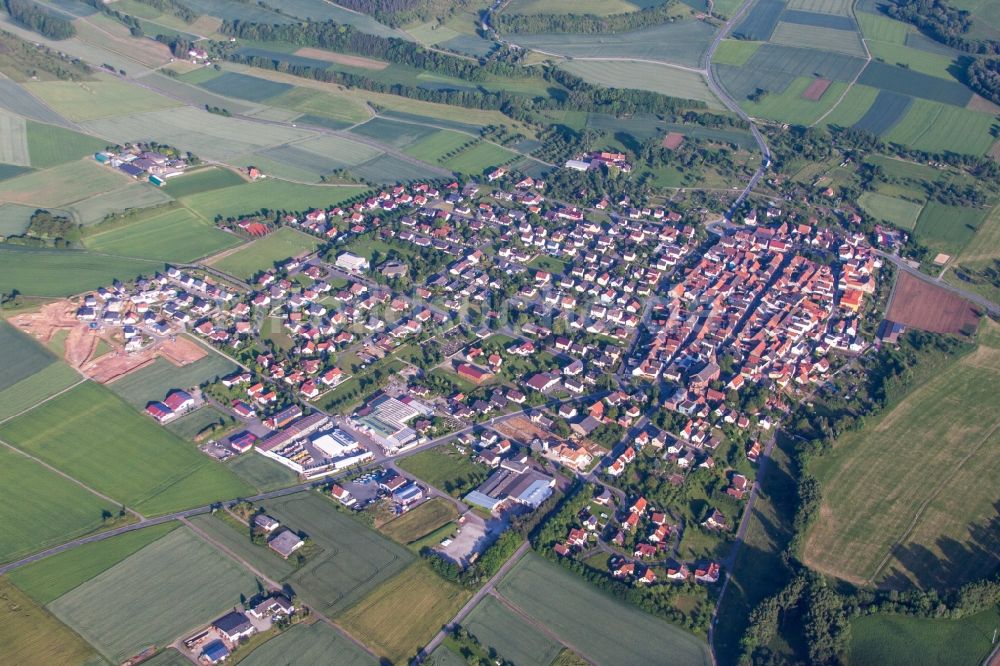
86 207 242 262
208 226 323 279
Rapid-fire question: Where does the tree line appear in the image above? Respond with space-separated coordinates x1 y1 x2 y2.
886 0 1000 54
133 0 197 23
2 0 74 40
967 56 1000 104
494 1 681 35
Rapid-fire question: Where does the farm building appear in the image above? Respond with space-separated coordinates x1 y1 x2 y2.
268 529 304 559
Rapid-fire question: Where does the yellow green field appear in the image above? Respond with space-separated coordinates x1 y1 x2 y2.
25 78 179 122
804 322 1000 589
0 577 97 665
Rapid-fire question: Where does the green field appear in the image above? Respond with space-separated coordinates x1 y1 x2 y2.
0 246 157 297
0 319 57 391
769 22 867 57
67 182 174 226
867 41 959 80
856 11 910 43
0 382 255 516
884 99 998 156
440 141 518 175
209 226 321 279
48 526 258 663
742 76 847 125
496 553 712 666
560 60 722 109
804 325 1000 589
0 110 28 167
260 491 414 616
226 453 300 491
165 405 229 441
0 577 97 665
184 180 366 221
340 561 472 663
380 497 460 545
107 351 238 409
858 192 924 230
505 0 644 14
462 595 564 666
0 159 129 207
86 207 242 261
0 360 80 421
25 78 180 122
0 445 118 564
26 121 108 169
711 39 763 66
913 202 987 258
821 83 880 127
947 203 1000 302
397 444 490 497
162 167 247 198
9 521 179 604
188 512 299 579
849 607 1000 666
240 620 375 665
403 129 476 164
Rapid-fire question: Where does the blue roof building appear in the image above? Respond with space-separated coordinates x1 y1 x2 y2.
202 640 229 664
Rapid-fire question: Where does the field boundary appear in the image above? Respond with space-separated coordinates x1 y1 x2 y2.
810 0 873 127
489 588 598 665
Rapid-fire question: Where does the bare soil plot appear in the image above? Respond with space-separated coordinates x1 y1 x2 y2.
294 47 388 70
802 77 832 100
89 336 206 384
886 272 981 334
662 132 685 149
494 415 555 442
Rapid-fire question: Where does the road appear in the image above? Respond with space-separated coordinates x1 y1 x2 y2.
413 541 531 664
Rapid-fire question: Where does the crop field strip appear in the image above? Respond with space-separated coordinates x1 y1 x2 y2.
0 246 158 297
0 320 59 391
48 526 259 663
0 577 98 665
0 361 81 422
559 60 723 109
182 179 367 221
208 226 323 280
716 44 866 101
462 594 565 666
495 553 713 665
850 605 1000 666
107 351 238 410
742 76 848 125
24 78 180 123
0 159 131 208
161 166 247 198
86 206 242 262
733 0 786 40
857 191 923 230
260 491 414 616
911 201 988 258
850 89 911 135
769 22 867 57
0 110 29 167
8 521 180 605
804 324 1000 589
26 120 108 169
0 381 255 516
66 182 175 226
239 620 376 665
883 99 998 156
225 453 300 492
858 61 972 106
339 561 472 663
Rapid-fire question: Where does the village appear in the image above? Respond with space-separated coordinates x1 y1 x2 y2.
57 163 889 651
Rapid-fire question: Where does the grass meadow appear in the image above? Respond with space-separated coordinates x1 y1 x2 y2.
66 183 174 226
25 121 107 169
884 99 998 156
0 319 57 391
858 192 923 229
742 76 847 125
442 141 518 175
496 553 712 665
560 60 722 108
849 607 1000 666
0 159 128 207
0 110 28 166
25 78 179 122
240 620 375 665
821 84 880 127
209 226 322 279
48 527 257 663
87 207 242 262
0 247 157 297
397 445 490 497
162 167 247 198
339 561 472 663
711 39 763 66
9 521 179 605
913 202 987 258
462 594 564 666
107 351 237 410
183 180 366 221
379 497 459 545
263 491 414 616
804 323 1000 589
404 130 476 164
0 577 97 665
225 453 300 491
769 22 867 57
188 513 299 580
0 361 80 421
0 382 255 516
0 445 117 564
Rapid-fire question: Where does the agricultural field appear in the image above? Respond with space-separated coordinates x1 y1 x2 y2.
504 0 647 14
0 381 255 516
710 39 763 66
442 141 518 175
86 207 242 262
240 620 375 665
496 553 713 665
804 322 1000 589
197 71 293 103
339 561 472 663
403 129 477 164
0 110 28 167
883 99 998 156
25 78 179 122
351 117 438 148
856 11 910 43
820 84 880 128
226 452 300 492
0 577 98 666
867 41 959 80
260 491 414 616
209 226 322 279
161 167 247 198
187 513 299 580
0 246 156 297
107 351 238 410
741 76 846 125
66 182 174 226
912 202 988 259
183 180 366 221
25 120 108 169
0 361 80 422
165 405 229 441
0 319 59 391
379 497 460 545
0 159 129 208
47 526 258 663
397 444 490 497
0 445 117 564
769 22 867 57
560 60 722 108
858 192 923 230
946 204 1000 303
851 90 912 135
462 595 564 666
8 521 180 605
849 607 1000 666
509 20 717 68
